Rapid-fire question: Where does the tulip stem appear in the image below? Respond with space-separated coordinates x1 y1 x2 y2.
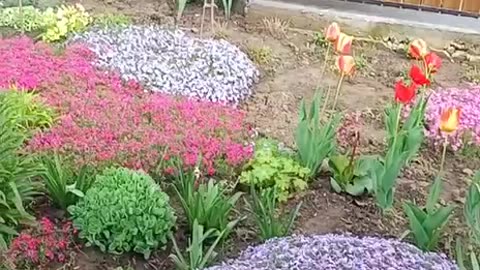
320 43 331 80
331 72 345 112
439 136 448 175
391 103 403 152
320 85 331 118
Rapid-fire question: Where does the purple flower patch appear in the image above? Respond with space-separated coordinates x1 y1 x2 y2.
206 234 458 270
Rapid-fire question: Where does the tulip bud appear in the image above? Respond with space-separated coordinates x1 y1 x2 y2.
325 22 341 42
336 55 355 75
409 39 429 59
440 108 461 134
335 33 353 55
425 52 442 74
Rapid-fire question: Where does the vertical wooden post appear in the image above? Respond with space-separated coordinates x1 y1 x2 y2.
458 0 464 11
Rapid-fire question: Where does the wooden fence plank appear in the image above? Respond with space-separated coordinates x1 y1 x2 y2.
441 0 462 10
421 0 442 8
462 0 480 13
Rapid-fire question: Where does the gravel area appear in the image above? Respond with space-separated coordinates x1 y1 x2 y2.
206 234 459 270
71 25 259 104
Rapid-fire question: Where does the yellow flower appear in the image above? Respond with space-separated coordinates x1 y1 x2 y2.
439 108 460 134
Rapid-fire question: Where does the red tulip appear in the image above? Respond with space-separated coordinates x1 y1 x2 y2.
409 39 428 59
425 52 442 74
335 33 353 55
409 65 430 86
325 22 341 42
336 55 355 75
394 80 417 104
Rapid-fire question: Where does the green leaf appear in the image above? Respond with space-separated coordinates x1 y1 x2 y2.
426 175 442 214
423 205 454 233
403 202 430 250
330 177 342 193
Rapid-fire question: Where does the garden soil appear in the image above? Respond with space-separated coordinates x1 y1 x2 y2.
63 1 480 269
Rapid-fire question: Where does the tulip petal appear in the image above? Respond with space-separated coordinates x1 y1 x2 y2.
409 65 430 86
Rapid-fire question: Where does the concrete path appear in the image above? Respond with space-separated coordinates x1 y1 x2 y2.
251 0 480 35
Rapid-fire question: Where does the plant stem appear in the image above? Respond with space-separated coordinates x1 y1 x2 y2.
390 103 403 154
439 136 448 175
320 85 331 118
331 72 345 112
320 43 331 80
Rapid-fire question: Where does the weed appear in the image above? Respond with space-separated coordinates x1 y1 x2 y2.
262 17 289 39
248 46 273 66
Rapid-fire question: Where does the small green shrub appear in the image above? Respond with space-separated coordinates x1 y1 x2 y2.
0 107 43 250
0 6 44 32
245 186 301 241
41 4 92 42
170 219 236 270
172 161 243 237
0 89 55 134
403 176 454 251
93 13 131 28
240 138 310 201
328 154 374 196
40 154 96 210
68 167 176 258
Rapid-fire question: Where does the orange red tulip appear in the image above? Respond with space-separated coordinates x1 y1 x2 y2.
335 33 353 55
394 80 417 104
439 108 461 133
409 65 430 86
409 39 429 59
336 55 355 75
325 22 341 42
425 52 442 74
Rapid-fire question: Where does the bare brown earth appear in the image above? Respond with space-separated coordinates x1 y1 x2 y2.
60 1 480 269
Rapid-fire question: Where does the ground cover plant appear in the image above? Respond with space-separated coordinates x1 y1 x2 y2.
71 25 260 104
68 167 176 258
0 3 479 268
0 37 252 174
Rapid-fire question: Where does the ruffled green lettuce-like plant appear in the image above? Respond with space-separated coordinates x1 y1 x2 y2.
295 92 339 177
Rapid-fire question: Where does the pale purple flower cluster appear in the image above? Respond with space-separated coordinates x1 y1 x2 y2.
425 86 480 150
206 234 458 270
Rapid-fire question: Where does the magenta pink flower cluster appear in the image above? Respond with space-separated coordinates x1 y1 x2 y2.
0 37 252 173
6 218 76 269
425 86 480 150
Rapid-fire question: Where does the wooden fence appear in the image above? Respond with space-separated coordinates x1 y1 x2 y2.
383 0 480 14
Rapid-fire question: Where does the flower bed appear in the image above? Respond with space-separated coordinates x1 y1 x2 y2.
0 37 252 173
70 26 260 104
206 234 458 270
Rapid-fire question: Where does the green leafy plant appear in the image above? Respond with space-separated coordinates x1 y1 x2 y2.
0 6 44 32
68 167 176 258
0 107 43 250
176 0 188 21
220 0 233 20
240 138 310 201
403 175 454 251
465 171 480 245
367 100 425 211
329 154 374 196
295 92 339 177
170 219 238 270
41 4 92 42
456 238 480 270
93 13 131 28
245 186 301 241
40 154 95 210
172 162 243 237
0 89 55 134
